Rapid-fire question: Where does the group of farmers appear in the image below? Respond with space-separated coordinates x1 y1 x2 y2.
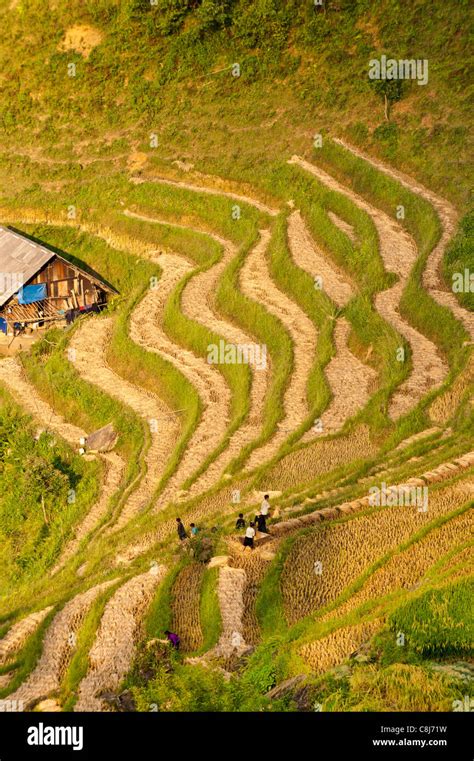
166 495 273 651
176 494 270 549
175 494 272 550
236 493 271 549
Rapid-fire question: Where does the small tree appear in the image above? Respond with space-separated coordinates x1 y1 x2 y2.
23 454 69 524
372 78 403 121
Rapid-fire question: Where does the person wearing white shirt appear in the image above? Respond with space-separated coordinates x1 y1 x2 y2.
260 494 270 516
243 522 256 549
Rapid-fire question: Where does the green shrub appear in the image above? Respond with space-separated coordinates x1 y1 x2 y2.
390 579 474 657
0 397 99 592
131 659 283 711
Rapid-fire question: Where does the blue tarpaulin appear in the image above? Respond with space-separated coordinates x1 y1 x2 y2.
18 283 47 305
0 317 7 334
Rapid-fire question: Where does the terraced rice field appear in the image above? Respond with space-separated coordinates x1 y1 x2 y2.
280 481 473 625
0 135 472 712
300 619 382 673
319 509 473 624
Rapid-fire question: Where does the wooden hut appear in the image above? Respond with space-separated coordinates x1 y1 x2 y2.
0 226 117 337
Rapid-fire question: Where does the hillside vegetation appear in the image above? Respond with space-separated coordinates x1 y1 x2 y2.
0 0 472 713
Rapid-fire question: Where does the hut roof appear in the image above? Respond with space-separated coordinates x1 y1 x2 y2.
0 226 117 308
0 226 54 307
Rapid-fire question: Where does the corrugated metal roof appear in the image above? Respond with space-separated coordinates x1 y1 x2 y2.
0 226 55 307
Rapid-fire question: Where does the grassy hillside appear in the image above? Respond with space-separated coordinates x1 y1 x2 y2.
0 0 472 716
0 0 472 206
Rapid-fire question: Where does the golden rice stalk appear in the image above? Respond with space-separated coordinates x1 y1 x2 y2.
265 426 377 491
171 563 204 652
429 354 474 424
320 509 473 623
435 543 474 575
281 481 473 625
233 552 269 645
300 620 381 673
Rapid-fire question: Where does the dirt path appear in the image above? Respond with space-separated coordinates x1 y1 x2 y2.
394 426 441 451
289 156 448 419
0 357 125 566
287 210 353 307
7 581 115 709
74 568 165 711
286 211 376 435
303 318 377 438
68 317 180 528
128 247 234 502
327 210 359 244
242 229 318 468
124 210 271 494
213 565 249 657
333 139 474 340
0 607 53 665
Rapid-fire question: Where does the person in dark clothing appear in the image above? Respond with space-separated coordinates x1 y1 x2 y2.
176 517 188 541
235 513 246 530
256 511 267 534
164 630 180 650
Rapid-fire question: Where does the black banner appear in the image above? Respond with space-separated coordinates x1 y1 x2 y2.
0 712 471 759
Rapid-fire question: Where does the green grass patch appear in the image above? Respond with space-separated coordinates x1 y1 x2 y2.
390 578 474 658
198 566 221 654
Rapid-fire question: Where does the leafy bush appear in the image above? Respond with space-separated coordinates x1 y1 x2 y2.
233 0 292 52
0 399 98 589
241 636 289 694
131 659 282 711
197 0 235 30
